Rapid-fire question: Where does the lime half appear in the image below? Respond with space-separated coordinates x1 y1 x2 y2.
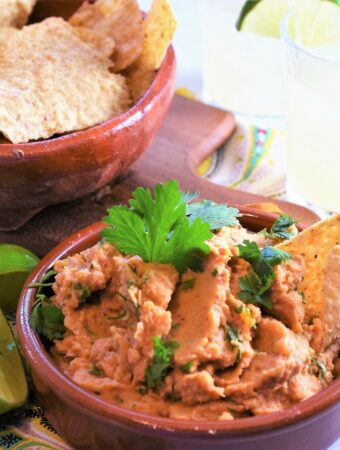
237 0 340 46
0 244 40 313
0 308 28 414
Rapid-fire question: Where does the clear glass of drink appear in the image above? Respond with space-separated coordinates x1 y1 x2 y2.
202 0 285 123
281 12 340 213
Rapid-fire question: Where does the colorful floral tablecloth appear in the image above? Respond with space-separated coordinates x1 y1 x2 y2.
0 120 287 450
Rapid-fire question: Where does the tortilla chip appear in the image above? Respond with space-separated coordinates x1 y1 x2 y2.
139 0 177 71
0 17 130 144
125 0 176 103
0 0 36 28
74 26 116 57
322 245 340 347
69 0 143 72
276 214 340 322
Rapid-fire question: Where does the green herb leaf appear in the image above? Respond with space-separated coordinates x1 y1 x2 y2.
144 336 179 390
269 214 298 239
29 270 65 341
89 364 104 376
180 278 195 290
101 180 212 273
238 271 272 308
225 325 243 345
180 362 193 373
30 298 65 341
72 283 91 303
186 200 241 229
237 240 292 308
312 356 328 380
212 267 218 277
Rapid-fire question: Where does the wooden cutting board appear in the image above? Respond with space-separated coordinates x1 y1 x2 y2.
0 95 319 256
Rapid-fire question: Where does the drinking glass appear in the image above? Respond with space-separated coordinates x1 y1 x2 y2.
202 0 285 123
281 12 340 213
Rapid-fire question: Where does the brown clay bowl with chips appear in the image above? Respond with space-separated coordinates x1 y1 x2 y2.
0 0 176 231
17 209 340 450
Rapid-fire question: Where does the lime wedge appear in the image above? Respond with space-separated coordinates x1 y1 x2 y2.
0 244 40 313
0 308 28 414
237 0 340 46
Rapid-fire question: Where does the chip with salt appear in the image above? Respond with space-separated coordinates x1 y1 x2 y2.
276 214 340 325
125 0 176 103
0 0 36 28
73 26 116 57
0 17 130 144
69 0 143 72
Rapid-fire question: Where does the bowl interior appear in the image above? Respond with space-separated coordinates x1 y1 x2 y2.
17 210 340 436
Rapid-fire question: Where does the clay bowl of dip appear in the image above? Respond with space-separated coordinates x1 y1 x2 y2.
17 208 340 450
0 1 176 231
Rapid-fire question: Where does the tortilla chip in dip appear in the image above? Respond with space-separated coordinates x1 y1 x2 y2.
73 26 116 57
276 214 340 325
0 17 130 144
69 0 143 72
0 0 36 28
322 245 340 347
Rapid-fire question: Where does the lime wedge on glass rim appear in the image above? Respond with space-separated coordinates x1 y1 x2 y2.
0 308 28 414
0 244 39 313
237 0 340 47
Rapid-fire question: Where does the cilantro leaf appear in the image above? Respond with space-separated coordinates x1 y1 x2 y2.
180 362 193 373
237 240 291 308
101 180 212 273
270 214 298 239
186 200 241 229
30 296 65 341
29 270 65 341
144 337 179 390
181 190 199 204
238 271 272 308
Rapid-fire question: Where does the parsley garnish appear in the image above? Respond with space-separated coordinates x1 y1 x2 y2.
72 283 91 303
212 267 218 277
312 356 327 380
89 364 104 376
225 325 243 363
144 337 179 389
180 278 195 290
263 214 298 240
185 199 241 230
29 270 65 341
237 241 291 308
101 180 212 273
180 362 193 373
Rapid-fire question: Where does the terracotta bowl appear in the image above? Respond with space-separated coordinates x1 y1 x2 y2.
17 210 340 450
0 0 176 231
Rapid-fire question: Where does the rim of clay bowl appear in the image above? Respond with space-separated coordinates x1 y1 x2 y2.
17 208 340 437
0 45 175 156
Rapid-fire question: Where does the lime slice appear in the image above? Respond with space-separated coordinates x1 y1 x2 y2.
0 244 40 313
237 0 340 46
0 308 28 414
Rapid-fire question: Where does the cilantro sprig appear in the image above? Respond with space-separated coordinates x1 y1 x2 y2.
184 195 241 230
237 240 291 308
144 336 179 390
262 214 298 240
29 270 65 341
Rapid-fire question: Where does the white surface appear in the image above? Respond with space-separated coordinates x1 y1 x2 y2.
139 2 340 448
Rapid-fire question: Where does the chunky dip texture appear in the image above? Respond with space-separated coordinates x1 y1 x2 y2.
45 224 338 420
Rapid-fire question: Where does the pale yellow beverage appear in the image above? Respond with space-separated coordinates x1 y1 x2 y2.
282 15 340 212
202 0 285 118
